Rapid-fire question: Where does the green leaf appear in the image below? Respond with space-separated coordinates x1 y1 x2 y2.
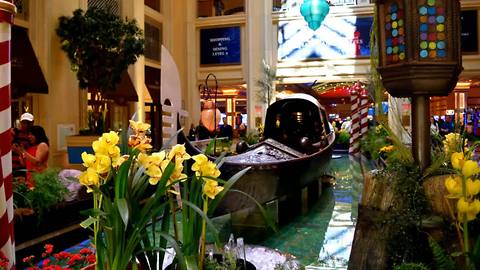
80 216 97 229
115 156 133 199
469 235 480 265
182 200 220 245
116 198 129 227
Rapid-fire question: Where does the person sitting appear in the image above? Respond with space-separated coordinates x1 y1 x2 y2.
13 125 49 188
12 113 35 177
219 117 233 139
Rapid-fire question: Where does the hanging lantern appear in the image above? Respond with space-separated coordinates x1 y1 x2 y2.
201 100 221 133
300 0 330 31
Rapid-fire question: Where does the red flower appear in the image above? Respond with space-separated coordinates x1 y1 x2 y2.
23 255 35 263
44 244 54 254
54 251 71 260
79 248 93 255
86 254 96 264
42 259 51 267
67 254 82 266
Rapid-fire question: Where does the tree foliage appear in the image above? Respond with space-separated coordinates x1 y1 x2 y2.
56 7 144 92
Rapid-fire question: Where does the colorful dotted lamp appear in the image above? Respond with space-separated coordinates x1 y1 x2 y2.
300 0 330 31
375 0 462 97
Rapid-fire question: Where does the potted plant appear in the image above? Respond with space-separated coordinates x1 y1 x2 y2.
56 7 144 165
56 7 144 135
77 120 273 270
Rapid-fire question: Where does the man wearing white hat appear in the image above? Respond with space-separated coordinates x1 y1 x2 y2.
12 113 34 177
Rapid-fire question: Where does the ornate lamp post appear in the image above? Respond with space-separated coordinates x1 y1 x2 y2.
374 0 462 169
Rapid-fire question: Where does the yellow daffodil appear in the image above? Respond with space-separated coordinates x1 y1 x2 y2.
451 152 464 170
457 198 480 221
79 168 100 192
192 154 221 178
129 120 150 134
113 154 129 168
101 131 120 146
108 145 121 159
146 165 163 185
445 176 463 198
81 152 96 168
168 144 191 161
379 145 394 153
129 135 152 152
94 154 111 174
462 160 480 178
92 139 110 155
203 179 224 199
444 133 464 155
466 179 480 197
192 154 209 172
150 151 167 165
137 153 150 167
146 159 170 185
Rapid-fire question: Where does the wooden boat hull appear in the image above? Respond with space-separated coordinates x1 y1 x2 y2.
179 93 335 215
215 141 334 215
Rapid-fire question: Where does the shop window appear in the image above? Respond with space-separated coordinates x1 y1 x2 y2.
88 0 120 15
145 0 161 12
13 0 28 21
197 0 245 18
145 22 162 62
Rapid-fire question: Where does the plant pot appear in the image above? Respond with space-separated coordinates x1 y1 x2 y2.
165 254 256 270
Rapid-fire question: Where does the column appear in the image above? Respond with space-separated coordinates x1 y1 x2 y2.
246 0 273 130
0 2 17 269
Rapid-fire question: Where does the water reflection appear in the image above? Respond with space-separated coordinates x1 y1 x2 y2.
259 154 365 269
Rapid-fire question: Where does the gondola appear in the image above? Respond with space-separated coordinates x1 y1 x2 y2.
179 93 335 215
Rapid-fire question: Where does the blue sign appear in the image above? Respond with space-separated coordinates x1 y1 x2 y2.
200 26 241 65
278 16 373 61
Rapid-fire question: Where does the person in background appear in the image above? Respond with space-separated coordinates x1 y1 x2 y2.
341 116 352 133
12 112 34 177
219 117 233 139
12 125 49 188
430 116 439 135
196 120 211 140
188 123 197 141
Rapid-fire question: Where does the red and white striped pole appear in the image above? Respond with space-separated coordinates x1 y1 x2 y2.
0 1 16 269
349 82 361 155
359 88 369 138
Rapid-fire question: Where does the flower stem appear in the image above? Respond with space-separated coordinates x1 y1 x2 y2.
461 175 470 266
168 194 179 241
94 192 99 270
198 199 208 270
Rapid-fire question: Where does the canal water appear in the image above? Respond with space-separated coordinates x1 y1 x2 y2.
260 153 366 269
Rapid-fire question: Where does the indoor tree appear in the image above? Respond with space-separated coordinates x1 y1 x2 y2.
56 7 144 134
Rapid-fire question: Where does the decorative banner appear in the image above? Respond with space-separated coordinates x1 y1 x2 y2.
461 10 478 53
200 26 241 65
278 16 373 61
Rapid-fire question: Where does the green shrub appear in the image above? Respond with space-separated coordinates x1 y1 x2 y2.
336 130 350 145
14 169 68 218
